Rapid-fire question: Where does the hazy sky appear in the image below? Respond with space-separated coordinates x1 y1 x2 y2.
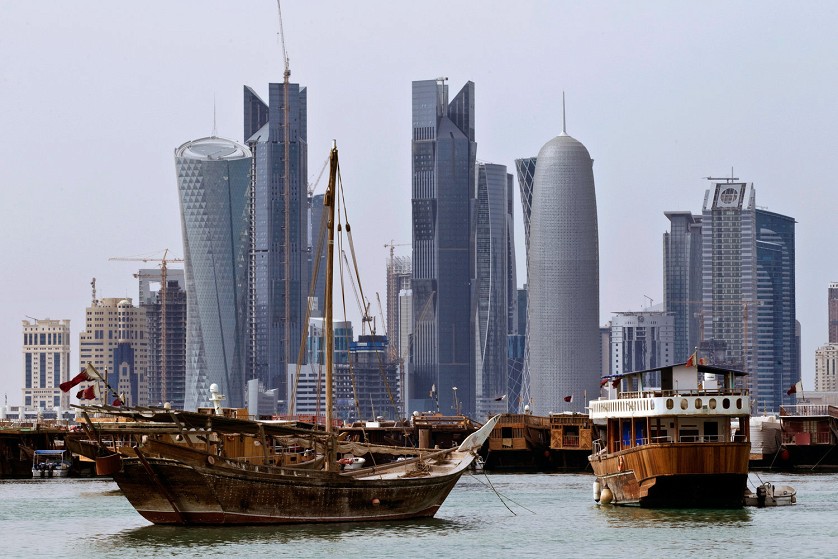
2 1 836 405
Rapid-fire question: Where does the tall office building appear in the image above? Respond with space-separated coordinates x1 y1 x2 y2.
474 163 513 418
175 136 251 409
829 282 838 343
514 157 537 260
410 78 476 416
526 122 600 413
663 211 703 362
386 253 412 360
138 269 187 409
22 319 70 411
700 181 797 412
610 311 674 376
79 297 148 406
244 82 309 411
309 193 327 317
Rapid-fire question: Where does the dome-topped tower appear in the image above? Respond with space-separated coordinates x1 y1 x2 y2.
525 112 600 413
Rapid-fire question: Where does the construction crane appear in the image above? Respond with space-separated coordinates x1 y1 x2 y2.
308 156 329 198
109 250 184 403
277 0 292 371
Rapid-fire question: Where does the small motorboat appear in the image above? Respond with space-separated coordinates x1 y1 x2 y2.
32 449 72 478
744 482 797 507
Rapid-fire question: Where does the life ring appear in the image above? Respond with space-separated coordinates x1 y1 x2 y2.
617 455 625 472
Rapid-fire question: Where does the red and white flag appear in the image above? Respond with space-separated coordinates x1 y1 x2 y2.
564 395 573 403
76 384 97 400
60 369 92 393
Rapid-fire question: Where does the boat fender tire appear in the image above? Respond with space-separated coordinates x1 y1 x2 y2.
207 455 216 466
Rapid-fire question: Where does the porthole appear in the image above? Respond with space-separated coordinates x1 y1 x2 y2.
709 398 717 410
695 398 702 409
666 399 674 410
680 398 688 410
722 398 730 409
736 398 742 410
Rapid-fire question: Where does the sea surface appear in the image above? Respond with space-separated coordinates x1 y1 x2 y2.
2 472 835 559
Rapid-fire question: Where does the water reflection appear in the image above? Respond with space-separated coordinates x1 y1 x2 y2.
598 505 752 528
114 516 470 551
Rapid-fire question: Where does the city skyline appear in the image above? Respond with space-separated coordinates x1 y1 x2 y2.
3 2 838 403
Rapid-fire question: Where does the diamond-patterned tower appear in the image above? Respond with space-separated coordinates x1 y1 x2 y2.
175 136 252 409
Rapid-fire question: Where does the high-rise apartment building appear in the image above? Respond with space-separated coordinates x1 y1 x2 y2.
610 311 674 376
474 163 514 418
663 211 703 363
700 181 797 412
410 78 476 416
175 136 251 409
244 83 309 410
138 268 187 408
79 297 148 406
22 319 70 411
526 123 600 413
815 343 838 392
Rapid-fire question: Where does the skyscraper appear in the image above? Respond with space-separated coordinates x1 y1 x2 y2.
244 83 309 410
79 297 148 406
610 311 674 375
410 78 476 416
175 136 251 409
22 319 70 411
663 211 703 362
514 157 536 259
138 269 187 409
474 163 513 418
700 181 797 412
526 122 600 413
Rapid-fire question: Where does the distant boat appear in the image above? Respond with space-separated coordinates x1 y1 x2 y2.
589 361 751 508
76 142 498 525
32 449 72 478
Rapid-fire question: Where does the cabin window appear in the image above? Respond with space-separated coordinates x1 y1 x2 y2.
666 399 674 410
722 398 731 409
564 426 579 447
736 398 743 410
708 398 717 410
634 419 647 445
680 398 689 410
695 398 703 409
621 421 631 449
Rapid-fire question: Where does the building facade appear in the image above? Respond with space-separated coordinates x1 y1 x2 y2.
610 311 675 376
815 343 838 392
175 136 251 409
663 211 703 363
79 297 148 406
138 269 187 409
244 83 309 411
514 157 537 259
829 282 838 343
410 78 476 416
700 181 797 412
474 163 513 419
22 319 70 411
526 126 600 413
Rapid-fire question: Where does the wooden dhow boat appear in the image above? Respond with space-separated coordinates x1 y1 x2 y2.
78 142 497 525
589 361 750 508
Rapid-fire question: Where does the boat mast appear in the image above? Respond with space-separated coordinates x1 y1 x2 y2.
323 141 338 469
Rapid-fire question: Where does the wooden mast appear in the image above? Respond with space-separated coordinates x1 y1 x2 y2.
323 141 338 470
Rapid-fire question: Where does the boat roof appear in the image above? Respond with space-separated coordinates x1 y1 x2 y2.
33 449 66 455
601 361 749 381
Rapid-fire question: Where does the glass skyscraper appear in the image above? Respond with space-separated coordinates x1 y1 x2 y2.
700 181 797 412
663 211 703 363
410 78 476 416
474 163 513 418
244 83 309 409
175 136 251 409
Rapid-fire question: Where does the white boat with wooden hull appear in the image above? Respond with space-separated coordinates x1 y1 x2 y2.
589 362 750 508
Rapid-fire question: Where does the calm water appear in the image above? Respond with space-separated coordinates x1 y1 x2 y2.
2 472 835 558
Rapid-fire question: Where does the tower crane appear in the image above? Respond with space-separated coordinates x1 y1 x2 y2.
109 249 184 403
